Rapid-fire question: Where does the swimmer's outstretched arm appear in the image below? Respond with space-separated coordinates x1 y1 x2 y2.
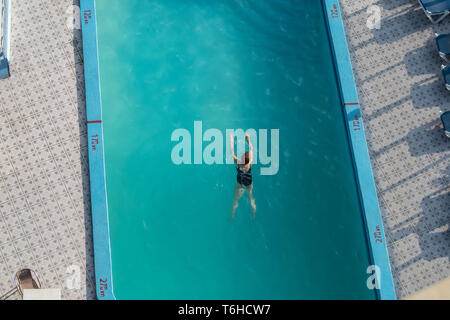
246 133 253 165
229 134 238 163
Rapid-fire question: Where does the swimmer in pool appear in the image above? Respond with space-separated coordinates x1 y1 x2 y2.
229 133 256 220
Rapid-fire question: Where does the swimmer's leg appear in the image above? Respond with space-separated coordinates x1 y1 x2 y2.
247 184 256 218
231 183 245 221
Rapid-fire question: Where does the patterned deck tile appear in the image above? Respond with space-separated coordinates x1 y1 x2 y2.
341 0 449 298
0 0 448 300
0 0 95 300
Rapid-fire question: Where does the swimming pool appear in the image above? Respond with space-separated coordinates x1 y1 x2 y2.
80 0 396 300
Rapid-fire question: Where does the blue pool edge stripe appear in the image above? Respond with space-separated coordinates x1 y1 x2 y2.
80 0 115 300
322 0 396 300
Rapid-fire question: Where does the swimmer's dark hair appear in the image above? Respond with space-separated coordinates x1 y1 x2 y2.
244 152 250 165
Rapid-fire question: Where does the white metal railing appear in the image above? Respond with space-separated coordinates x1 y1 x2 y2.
0 0 5 58
0 0 9 78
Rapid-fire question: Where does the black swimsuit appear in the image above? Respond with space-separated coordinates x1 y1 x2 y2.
237 165 252 187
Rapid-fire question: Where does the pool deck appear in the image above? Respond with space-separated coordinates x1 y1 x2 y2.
341 0 450 297
0 0 448 299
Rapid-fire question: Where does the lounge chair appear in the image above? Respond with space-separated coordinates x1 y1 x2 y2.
441 111 450 138
0 268 42 300
14 269 41 297
419 0 450 24
435 33 450 62
441 65 450 91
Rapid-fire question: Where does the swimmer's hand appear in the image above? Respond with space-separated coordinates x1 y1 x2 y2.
246 134 253 164
229 134 238 162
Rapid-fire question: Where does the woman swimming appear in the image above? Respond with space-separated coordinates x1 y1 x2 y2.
229 133 257 220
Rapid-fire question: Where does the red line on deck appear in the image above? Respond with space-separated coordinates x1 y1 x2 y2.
344 102 360 106
87 120 102 124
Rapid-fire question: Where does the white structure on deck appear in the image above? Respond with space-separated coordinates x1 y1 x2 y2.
0 0 11 79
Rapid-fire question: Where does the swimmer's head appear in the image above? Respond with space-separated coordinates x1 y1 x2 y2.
240 152 250 165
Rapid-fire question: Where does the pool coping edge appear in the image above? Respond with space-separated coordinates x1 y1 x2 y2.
80 0 115 300
322 0 396 300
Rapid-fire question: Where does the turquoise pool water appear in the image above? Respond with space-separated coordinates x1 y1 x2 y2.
95 0 376 299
